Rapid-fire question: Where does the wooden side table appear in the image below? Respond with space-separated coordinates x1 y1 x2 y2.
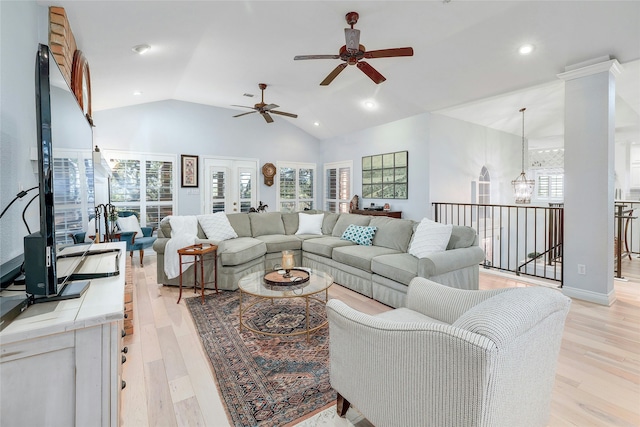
177 243 218 304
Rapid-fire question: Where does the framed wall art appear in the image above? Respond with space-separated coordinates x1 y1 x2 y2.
362 150 408 199
181 154 199 188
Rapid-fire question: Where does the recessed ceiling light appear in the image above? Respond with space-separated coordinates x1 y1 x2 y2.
133 91 142 96
132 44 151 55
313 121 320 127
518 44 535 55
364 100 376 109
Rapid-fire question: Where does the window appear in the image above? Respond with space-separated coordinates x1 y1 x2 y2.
537 173 564 200
52 149 93 244
324 161 352 213
277 162 316 212
478 166 491 205
108 152 176 229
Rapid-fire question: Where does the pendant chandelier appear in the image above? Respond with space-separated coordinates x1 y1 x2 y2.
512 107 535 204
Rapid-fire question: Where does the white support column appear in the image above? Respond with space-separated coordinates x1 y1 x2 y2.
558 58 622 305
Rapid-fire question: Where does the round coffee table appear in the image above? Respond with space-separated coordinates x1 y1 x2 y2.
238 269 333 342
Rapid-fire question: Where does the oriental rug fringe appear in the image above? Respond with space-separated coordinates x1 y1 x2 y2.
186 291 334 427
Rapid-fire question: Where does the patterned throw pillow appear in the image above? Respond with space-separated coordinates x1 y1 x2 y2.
340 224 378 246
197 212 238 241
408 218 453 258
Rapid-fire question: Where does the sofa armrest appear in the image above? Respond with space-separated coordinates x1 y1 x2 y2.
118 231 136 249
326 298 495 427
153 237 170 254
405 277 510 324
417 246 485 277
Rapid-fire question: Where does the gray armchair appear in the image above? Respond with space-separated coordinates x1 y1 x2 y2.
326 277 571 427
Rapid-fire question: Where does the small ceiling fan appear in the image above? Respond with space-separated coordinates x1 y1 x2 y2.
232 83 298 123
294 11 414 85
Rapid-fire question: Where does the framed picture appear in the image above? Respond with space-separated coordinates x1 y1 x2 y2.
361 150 408 199
181 154 199 187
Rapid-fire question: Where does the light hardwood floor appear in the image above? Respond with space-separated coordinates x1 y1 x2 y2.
122 253 640 427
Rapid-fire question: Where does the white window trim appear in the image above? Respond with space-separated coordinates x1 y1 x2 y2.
276 161 317 212
324 160 353 213
104 150 178 226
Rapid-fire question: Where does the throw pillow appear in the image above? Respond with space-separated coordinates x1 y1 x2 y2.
408 218 453 258
117 215 143 238
340 224 378 246
295 212 324 235
197 212 238 241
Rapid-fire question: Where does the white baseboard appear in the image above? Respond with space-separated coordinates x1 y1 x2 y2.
560 285 616 306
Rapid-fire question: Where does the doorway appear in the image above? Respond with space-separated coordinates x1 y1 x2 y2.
203 157 258 214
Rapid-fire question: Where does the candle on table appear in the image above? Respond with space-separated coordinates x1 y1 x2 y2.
282 251 295 270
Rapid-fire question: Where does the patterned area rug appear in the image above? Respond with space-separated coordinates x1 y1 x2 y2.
186 290 334 427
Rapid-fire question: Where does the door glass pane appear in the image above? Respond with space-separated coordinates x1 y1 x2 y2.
211 170 226 213
238 170 253 212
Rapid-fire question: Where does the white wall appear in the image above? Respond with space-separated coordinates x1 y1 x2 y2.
0 2 48 264
92 100 321 215
430 114 522 206
321 114 430 221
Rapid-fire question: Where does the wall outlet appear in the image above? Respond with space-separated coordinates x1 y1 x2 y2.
578 264 586 275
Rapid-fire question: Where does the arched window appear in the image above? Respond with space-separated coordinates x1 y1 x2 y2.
478 166 491 205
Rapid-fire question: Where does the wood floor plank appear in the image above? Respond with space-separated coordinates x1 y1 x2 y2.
156 325 190 381
121 252 640 426
145 358 178 427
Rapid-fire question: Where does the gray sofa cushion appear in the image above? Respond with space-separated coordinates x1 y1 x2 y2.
447 225 477 249
303 236 354 258
332 213 371 237
332 245 401 272
249 212 285 237
281 212 299 235
371 253 419 285
255 234 302 253
227 213 252 237
218 237 266 266
370 217 415 252
322 212 340 235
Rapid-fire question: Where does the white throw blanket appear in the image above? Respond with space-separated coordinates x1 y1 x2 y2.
164 215 199 279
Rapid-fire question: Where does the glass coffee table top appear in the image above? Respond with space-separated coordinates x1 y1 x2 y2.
238 268 333 298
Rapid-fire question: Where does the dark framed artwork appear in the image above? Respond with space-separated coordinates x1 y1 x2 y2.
181 154 199 188
362 150 408 199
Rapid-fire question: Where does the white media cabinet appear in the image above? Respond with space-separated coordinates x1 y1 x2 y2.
0 242 126 426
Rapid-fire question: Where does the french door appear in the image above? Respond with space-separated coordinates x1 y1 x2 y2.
203 157 257 214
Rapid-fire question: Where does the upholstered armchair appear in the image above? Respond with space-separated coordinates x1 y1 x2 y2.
117 211 157 265
326 277 571 427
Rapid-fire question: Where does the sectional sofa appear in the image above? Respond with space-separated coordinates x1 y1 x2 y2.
153 211 485 308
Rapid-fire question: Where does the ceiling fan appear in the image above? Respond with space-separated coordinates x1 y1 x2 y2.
232 83 298 123
294 11 414 85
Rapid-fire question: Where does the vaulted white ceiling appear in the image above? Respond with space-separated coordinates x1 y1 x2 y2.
39 1 640 147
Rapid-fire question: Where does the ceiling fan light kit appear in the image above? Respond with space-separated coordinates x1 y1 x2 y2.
294 11 414 85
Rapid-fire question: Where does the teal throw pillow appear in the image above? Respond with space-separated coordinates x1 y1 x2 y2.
340 224 378 246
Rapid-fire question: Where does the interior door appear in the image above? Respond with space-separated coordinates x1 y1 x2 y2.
203 158 257 214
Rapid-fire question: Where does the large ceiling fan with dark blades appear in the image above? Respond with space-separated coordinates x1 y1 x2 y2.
232 83 298 123
294 11 413 85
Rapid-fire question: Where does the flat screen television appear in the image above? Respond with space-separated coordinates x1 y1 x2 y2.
23 44 96 301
